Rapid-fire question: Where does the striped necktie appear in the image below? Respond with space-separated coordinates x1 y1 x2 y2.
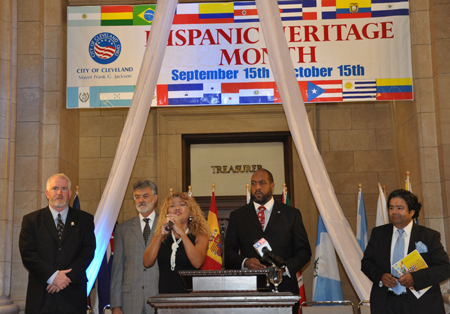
57 214 64 241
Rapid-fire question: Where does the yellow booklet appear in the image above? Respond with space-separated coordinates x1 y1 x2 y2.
392 249 430 299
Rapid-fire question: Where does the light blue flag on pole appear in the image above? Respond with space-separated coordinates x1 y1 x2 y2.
313 214 344 301
356 188 368 252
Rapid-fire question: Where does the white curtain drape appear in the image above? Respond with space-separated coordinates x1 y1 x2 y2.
85 0 179 294
255 0 371 300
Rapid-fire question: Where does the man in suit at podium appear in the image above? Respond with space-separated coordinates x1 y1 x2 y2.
225 168 311 312
362 189 450 314
110 180 159 314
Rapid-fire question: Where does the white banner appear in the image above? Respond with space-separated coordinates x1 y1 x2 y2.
67 0 413 108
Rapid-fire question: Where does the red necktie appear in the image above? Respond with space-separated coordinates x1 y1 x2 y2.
258 206 265 230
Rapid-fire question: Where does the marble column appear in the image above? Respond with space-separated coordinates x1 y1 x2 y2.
0 0 19 313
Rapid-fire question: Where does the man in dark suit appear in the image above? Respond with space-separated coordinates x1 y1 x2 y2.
362 189 450 314
19 173 96 314
225 168 311 312
110 180 159 314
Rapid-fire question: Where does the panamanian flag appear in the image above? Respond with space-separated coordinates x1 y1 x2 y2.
312 214 344 301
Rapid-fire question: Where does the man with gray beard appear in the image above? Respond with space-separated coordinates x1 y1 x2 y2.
110 180 159 314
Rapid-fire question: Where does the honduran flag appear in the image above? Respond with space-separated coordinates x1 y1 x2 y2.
356 187 368 252
201 190 223 270
312 215 343 301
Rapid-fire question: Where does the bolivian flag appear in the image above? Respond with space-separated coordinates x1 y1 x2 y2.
101 6 133 26
201 190 223 270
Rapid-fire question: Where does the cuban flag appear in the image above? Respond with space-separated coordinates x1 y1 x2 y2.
356 187 368 252
312 215 343 301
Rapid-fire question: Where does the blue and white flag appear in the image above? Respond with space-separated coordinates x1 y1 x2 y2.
356 188 368 252
313 214 344 301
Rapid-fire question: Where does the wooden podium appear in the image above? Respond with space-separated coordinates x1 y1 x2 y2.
147 270 299 313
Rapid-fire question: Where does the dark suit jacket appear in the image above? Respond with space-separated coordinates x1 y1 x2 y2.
225 201 311 295
361 223 450 314
19 206 96 314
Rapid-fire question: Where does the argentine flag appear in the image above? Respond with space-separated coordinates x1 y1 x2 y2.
312 215 344 301
356 188 368 252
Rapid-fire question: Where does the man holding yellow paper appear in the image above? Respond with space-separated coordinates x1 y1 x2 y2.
361 189 450 314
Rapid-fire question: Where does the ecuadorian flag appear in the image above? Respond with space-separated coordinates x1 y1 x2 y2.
336 0 371 18
376 78 413 100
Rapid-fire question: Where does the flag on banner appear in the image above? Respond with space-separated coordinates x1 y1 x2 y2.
96 232 114 314
199 3 234 23
299 80 343 103
234 1 259 23
376 78 413 100
342 80 376 101
101 6 133 26
68 7 101 27
221 82 277 104
371 0 409 17
67 85 136 108
279 0 303 21
303 0 337 20
157 83 221 105
376 183 388 226
336 0 371 19
173 3 200 24
201 190 223 270
133 5 156 25
356 187 368 252
313 215 344 301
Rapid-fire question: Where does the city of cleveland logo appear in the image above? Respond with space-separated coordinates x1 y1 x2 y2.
88 32 121 65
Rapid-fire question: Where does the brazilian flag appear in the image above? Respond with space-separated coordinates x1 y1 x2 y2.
133 5 157 25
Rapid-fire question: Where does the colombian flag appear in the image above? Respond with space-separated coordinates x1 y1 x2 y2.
201 190 223 270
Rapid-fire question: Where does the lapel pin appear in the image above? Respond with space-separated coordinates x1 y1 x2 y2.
71 222 75 226
278 211 281 214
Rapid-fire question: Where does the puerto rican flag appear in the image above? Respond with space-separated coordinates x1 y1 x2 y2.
299 80 343 102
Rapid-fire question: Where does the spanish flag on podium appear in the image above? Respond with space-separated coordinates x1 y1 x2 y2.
201 184 223 270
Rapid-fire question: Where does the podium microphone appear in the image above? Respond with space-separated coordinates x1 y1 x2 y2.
164 221 174 231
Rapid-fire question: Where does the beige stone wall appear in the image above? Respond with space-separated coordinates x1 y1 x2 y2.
11 0 80 310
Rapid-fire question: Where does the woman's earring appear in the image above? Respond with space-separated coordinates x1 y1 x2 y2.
188 216 193 224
